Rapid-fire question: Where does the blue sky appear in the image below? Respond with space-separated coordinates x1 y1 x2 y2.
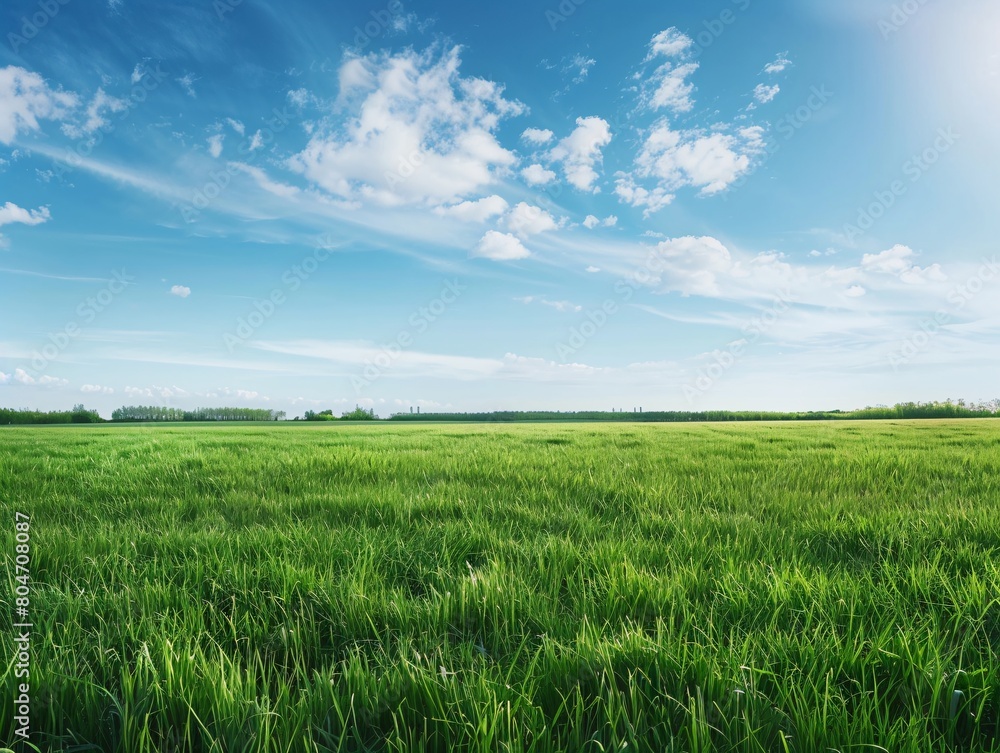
1 0 998 417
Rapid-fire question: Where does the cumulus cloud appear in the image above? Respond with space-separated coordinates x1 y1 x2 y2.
206 133 224 158
647 28 694 59
547 116 612 192
125 384 194 399
177 73 197 98
647 62 699 113
170 285 191 297
617 124 764 212
861 245 946 284
61 88 128 138
521 163 556 185
521 127 554 145
845 285 866 297
289 45 524 206
0 66 79 144
433 194 508 222
516 295 582 313
13 368 67 387
287 88 313 108
0 201 50 227
471 230 530 261
641 30 700 113
764 53 792 75
225 118 245 135
752 83 780 105
81 384 114 394
613 176 675 214
563 53 595 84
504 202 560 239
649 236 741 297
583 214 617 229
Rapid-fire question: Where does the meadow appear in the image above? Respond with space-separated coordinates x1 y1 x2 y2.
1 420 998 752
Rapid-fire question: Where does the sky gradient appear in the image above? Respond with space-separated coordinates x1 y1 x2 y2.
1 0 998 417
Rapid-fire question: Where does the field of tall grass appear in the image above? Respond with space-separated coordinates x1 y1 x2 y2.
1 421 998 751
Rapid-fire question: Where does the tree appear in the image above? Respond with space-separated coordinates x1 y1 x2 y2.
341 407 376 421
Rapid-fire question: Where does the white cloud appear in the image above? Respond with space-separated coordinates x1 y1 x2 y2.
177 73 197 98
845 285 866 297
861 244 946 284
504 202 559 239
0 371 9 384
337 56 376 95
564 53 595 84
617 123 764 211
647 62 699 113
582 214 618 229
0 201 50 227
861 245 913 275
226 118 245 135
81 384 114 394
0 66 79 144
248 130 264 151
516 295 582 313
585 265 601 273
207 134 224 158
650 236 739 297
433 194 508 222
288 88 314 108
289 46 524 206
62 88 128 138
13 368 67 387
547 116 612 192
170 285 191 298
130 64 144 85
229 162 300 197
752 83 780 105
613 176 674 214
764 53 792 75
125 384 194 399
521 163 556 185
521 128 554 145
472 230 530 261
642 30 699 113
647 28 694 59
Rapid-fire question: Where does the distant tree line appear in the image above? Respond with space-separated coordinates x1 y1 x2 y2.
388 401 1000 423
110 406 286 421
4 400 999 426
0 404 103 425
302 407 376 421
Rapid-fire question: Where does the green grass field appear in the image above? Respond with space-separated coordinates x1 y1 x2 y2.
2 421 998 752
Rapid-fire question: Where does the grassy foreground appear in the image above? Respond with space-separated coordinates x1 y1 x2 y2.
1 421 998 752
